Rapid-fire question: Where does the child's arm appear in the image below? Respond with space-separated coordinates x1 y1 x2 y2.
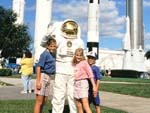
95 66 102 91
96 79 100 91
89 77 97 97
84 61 97 97
36 66 41 90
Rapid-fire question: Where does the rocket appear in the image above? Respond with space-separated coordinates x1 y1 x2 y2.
123 0 145 72
123 0 144 51
131 0 144 50
34 0 53 62
124 0 144 50
123 16 131 50
87 0 100 58
12 0 25 24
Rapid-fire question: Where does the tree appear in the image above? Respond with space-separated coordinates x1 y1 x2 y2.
0 6 32 58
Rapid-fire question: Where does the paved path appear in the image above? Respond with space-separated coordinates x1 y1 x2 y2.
0 77 150 113
0 86 35 100
101 91 150 113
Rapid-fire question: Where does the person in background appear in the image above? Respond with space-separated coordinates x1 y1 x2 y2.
108 68 111 77
87 51 102 113
20 50 33 94
34 36 57 113
72 48 97 113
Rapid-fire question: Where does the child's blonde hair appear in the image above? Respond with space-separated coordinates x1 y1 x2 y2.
72 48 85 65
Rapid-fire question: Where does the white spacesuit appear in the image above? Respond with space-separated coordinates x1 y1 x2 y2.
42 19 84 113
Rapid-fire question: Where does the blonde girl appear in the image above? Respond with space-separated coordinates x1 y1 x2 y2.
72 48 97 113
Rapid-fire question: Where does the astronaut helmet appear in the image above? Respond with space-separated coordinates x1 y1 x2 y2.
61 19 79 39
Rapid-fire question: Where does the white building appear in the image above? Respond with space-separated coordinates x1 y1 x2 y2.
98 49 150 75
98 49 124 70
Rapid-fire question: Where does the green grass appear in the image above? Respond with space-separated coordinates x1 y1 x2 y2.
3 75 150 83
100 77 150 98
101 77 150 83
0 100 127 113
0 74 36 79
91 104 127 113
1 76 149 112
100 83 150 98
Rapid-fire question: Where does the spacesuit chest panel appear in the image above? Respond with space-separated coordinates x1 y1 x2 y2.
57 38 79 62
57 39 77 57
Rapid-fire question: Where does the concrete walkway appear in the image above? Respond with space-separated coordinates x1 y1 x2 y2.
0 77 150 113
101 91 150 113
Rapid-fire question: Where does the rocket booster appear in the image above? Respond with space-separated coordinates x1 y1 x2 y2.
87 0 100 57
123 0 144 51
12 0 25 24
126 0 144 50
123 0 145 72
123 0 131 50
123 16 131 50
34 0 53 62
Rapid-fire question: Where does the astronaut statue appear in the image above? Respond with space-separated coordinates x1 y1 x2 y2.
42 19 84 113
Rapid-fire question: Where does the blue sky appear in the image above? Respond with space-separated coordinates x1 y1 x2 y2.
1 0 150 51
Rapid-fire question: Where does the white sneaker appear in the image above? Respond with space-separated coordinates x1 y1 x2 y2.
28 90 32 93
20 90 28 94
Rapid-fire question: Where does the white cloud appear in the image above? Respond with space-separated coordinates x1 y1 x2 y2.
144 32 150 50
52 0 125 40
145 44 150 50
100 0 125 39
144 0 150 7
12 0 149 50
145 32 150 39
25 4 35 12
53 1 87 20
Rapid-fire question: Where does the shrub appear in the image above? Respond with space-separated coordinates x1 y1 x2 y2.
0 68 12 76
110 69 140 78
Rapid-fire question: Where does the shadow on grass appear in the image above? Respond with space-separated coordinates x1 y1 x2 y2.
49 105 70 113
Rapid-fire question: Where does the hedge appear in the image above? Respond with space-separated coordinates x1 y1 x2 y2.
0 68 12 76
